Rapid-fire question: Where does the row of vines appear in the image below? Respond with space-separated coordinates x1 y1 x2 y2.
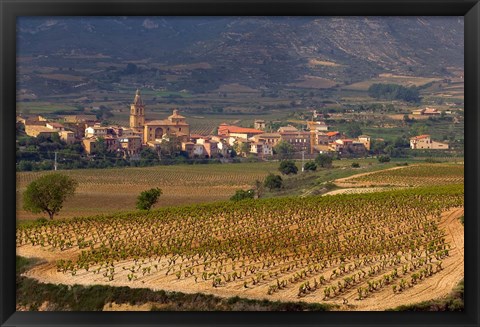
17 184 463 303
343 164 463 187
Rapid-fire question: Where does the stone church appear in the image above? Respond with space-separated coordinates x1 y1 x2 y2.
129 89 190 146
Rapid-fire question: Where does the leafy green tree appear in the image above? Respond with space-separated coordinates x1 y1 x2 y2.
136 188 162 211
315 154 333 168
278 160 298 175
233 141 250 156
370 139 387 155
17 160 33 171
140 147 159 162
23 173 78 219
351 162 360 168
230 189 255 202
274 141 295 159
394 136 410 148
304 161 317 171
345 122 363 138
410 123 429 137
264 173 283 190
368 83 420 103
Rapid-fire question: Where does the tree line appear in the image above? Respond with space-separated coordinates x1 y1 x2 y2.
368 83 421 104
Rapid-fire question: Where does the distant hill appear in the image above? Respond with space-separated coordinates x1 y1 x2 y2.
17 17 464 93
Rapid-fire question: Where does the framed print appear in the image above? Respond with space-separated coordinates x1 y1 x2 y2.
1 0 479 326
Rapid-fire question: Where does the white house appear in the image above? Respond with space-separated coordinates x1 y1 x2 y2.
85 126 107 138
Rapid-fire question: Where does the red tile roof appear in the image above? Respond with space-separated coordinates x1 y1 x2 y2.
47 122 64 128
218 125 263 134
326 131 340 136
412 134 430 140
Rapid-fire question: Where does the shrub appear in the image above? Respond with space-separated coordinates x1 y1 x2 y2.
304 161 317 171
230 189 255 202
351 162 360 168
136 188 162 211
315 154 333 168
264 174 283 190
378 155 391 163
279 160 298 175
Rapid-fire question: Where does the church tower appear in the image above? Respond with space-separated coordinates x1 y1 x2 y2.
130 89 145 129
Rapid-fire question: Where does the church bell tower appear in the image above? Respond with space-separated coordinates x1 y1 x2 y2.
130 89 145 129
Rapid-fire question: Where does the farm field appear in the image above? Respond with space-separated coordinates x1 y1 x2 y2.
17 184 464 311
342 74 442 91
334 163 464 188
16 159 414 220
16 163 464 310
16 162 279 220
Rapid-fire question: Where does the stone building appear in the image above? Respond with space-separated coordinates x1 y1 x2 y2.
128 89 190 146
410 135 449 150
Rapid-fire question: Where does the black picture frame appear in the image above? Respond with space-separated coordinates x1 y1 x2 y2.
1 1 479 326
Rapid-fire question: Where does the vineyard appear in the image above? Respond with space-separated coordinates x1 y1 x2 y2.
17 184 464 310
16 162 278 219
334 164 464 188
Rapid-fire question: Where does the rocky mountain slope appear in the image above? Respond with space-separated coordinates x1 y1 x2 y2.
17 16 464 92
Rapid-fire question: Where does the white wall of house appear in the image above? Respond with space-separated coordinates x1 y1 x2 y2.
193 144 204 156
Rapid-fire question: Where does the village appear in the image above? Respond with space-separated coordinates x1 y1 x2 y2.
16 89 450 166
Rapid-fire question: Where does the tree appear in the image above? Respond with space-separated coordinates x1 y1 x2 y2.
279 160 298 175
315 154 333 168
254 179 264 198
233 141 250 157
140 147 159 162
124 63 138 74
368 83 420 103
264 173 283 190
370 139 387 155
304 161 317 171
394 136 410 148
23 173 78 219
136 188 162 211
274 141 295 159
345 122 363 138
230 189 255 202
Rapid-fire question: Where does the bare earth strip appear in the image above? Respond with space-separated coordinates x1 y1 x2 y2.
17 208 463 311
323 187 401 196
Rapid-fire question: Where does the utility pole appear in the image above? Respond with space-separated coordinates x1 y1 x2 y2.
302 150 305 172
54 151 58 171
